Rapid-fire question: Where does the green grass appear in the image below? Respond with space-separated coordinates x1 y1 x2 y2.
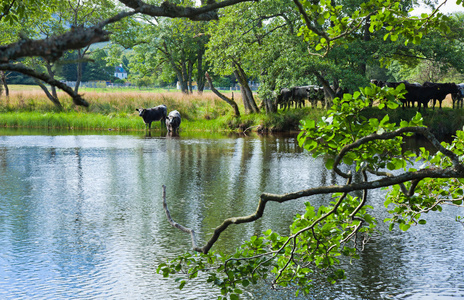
0 111 141 131
2 85 463 136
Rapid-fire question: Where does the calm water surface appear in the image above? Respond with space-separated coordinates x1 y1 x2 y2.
0 130 463 299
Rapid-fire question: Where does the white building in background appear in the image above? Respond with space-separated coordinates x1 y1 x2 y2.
114 64 127 79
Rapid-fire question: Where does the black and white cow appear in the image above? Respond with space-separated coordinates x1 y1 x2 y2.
136 104 167 129
452 83 464 109
165 110 181 133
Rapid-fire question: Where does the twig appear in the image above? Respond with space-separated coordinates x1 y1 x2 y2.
162 185 201 251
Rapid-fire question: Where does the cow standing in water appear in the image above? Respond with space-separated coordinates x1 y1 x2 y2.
166 110 181 133
136 104 167 129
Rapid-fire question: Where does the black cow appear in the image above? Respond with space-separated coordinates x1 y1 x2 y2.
136 104 167 129
423 82 459 110
166 110 181 133
291 86 309 108
404 84 431 111
372 81 414 108
373 81 438 110
276 88 292 110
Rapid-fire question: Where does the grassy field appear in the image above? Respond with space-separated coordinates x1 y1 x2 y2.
0 85 326 132
1 85 463 137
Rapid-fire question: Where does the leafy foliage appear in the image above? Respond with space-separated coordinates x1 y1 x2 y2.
159 83 464 298
158 191 378 299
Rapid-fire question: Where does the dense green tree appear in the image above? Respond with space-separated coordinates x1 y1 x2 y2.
107 0 212 93
56 0 117 93
0 0 117 108
0 0 255 106
112 17 209 93
83 48 115 81
205 1 284 113
204 0 438 112
393 12 464 83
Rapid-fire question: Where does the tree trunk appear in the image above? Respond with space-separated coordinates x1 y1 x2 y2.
235 69 251 112
196 46 206 93
0 71 8 97
45 62 57 99
260 78 277 114
75 49 83 94
263 98 276 113
35 79 63 110
233 62 259 113
188 60 194 93
314 71 335 108
205 72 240 117
359 16 371 76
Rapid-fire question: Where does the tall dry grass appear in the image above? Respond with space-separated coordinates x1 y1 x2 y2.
0 87 241 121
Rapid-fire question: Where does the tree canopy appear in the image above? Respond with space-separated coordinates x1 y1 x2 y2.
1 0 464 298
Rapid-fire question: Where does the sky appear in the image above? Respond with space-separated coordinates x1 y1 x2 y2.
411 0 464 16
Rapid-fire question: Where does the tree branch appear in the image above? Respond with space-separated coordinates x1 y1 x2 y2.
205 71 240 116
0 63 89 107
0 10 138 63
118 0 256 21
163 161 464 255
162 185 201 251
332 126 464 178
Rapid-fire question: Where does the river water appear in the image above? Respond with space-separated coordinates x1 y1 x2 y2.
0 129 463 299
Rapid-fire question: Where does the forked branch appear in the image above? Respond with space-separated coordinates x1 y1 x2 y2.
163 167 464 255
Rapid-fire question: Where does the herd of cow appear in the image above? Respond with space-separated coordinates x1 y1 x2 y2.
137 81 464 131
276 86 328 110
277 81 464 111
136 104 181 133
371 80 464 110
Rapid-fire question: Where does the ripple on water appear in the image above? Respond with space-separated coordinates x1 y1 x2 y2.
0 134 464 299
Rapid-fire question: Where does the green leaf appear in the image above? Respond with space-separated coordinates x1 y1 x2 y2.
387 101 399 109
399 223 410 231
230 294 239 300
384 198 392 208
389 222 395 231
325 158 335 170
179 280 186 290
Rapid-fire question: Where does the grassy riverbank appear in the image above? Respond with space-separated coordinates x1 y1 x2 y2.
0 86 326 132
0 85 463 136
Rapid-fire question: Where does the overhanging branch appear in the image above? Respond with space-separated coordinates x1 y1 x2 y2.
118 0 257 21
0 63 89 107
0 10 138 63
163 165 464 254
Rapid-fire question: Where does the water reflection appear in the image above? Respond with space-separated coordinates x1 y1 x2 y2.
0 131 462 299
